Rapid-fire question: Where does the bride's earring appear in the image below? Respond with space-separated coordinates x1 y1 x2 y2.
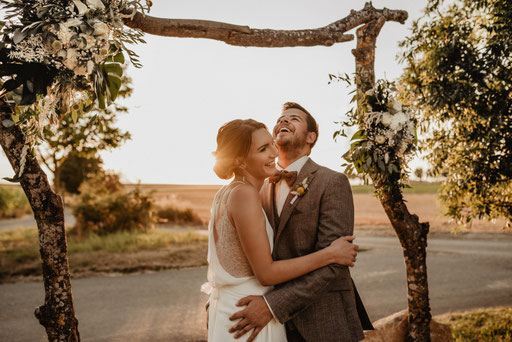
239 164 246 183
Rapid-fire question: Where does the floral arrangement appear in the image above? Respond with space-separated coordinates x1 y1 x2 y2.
0 0 150 179
333 76 417 190
0 0 150 123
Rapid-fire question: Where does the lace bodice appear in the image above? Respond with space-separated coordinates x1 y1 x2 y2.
212 182 254 278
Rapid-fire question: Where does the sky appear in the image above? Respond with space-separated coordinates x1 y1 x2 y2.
0 0 429 185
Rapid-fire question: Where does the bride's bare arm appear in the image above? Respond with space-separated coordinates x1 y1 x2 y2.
228 184 357 286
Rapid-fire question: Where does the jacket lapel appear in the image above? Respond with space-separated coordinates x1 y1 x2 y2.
274 159 319 245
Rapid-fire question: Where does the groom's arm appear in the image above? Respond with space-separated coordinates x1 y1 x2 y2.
264 172 354 323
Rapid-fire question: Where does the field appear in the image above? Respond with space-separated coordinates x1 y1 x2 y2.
128 183 511 236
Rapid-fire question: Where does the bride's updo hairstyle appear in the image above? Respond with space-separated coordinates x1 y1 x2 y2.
213 119 267 179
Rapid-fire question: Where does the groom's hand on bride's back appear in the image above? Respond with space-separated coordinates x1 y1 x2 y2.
229 295 272 341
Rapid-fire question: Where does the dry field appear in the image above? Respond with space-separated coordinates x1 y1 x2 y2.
130 184 511 237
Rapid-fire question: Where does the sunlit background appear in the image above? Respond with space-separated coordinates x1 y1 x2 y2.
0 0 428 184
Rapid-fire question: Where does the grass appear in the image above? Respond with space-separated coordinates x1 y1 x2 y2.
351 182 440 194
437 306 512 341
0 227 208 282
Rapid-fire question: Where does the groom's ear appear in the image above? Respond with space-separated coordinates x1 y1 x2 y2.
306 132 317 145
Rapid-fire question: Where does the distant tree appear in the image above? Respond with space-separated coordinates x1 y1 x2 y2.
400 0 512 228
58 152 103 194
414 167 424 181
37 73 132 194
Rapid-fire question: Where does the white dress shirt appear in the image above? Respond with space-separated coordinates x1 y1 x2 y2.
275 156 309 216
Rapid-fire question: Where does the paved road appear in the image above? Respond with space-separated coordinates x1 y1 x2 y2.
1 235 511 342
0 210 75 231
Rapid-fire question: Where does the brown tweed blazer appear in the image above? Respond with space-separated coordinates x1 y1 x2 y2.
261 158 368 342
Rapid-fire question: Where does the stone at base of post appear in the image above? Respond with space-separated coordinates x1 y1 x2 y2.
363 309 453 342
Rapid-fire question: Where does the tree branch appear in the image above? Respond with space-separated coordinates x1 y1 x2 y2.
123 2 407 47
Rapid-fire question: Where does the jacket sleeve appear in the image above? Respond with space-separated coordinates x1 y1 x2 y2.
263 172 354 323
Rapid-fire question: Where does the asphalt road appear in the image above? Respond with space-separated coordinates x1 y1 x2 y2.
0 210 75 231
1 235 511 342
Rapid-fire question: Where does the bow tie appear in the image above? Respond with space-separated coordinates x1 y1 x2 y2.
269 170 298 186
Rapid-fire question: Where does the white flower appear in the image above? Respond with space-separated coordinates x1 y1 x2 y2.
78 34 96 49
57 50 67 59
381 112 393 127
63 48 78 70
407 121 415 136
86 0 105 10
87 60 95 74
390 112 408 131
93 22 110 37
72 0 89 16
384 153 389 164
64 18 82 28
74 64 88 76
375 135 386 144
8 35 47 63
94 53 105 64
365 89 375 96
398 142 408 155
392 99 402 112
57 25 73 45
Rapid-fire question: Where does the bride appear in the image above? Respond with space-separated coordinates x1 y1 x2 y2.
203 119 357 341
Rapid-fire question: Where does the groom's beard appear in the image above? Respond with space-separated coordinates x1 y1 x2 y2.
276 134 307 161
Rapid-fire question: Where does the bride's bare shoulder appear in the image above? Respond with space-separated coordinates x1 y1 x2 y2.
229 183 260 203
228 183 260 210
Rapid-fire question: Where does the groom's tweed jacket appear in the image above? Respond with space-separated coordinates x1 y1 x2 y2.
261 159 370 342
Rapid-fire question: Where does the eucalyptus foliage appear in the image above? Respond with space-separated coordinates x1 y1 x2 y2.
400 0 512 228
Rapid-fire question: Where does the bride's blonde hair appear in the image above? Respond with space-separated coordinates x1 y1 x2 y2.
213 119 267 179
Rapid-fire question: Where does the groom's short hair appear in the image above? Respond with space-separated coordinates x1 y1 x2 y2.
282 102 319 148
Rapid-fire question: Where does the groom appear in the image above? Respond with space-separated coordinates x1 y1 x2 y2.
229 102 373 341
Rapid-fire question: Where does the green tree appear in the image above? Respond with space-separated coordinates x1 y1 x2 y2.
38 73 132 194
57 152 103 194
400 0 512 228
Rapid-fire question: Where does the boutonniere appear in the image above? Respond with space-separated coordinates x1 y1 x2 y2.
290 174 310 205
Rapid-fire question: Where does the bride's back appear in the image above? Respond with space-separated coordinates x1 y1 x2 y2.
212 182 254 278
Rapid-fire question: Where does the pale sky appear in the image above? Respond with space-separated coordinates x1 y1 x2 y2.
0 0 428 185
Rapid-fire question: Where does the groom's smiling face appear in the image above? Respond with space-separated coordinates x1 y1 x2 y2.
273 109 311 151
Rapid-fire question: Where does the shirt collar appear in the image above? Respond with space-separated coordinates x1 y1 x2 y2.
276 155 309 173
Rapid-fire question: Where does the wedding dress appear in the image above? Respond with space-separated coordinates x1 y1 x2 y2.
201 182 287 342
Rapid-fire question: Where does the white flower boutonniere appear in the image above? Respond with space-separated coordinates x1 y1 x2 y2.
290 175 311 205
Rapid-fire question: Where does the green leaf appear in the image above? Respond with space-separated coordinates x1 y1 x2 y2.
97 92 106 110
103 63 123 77
3 175 22 183
106 74 122 101
112 51 125 64
350 129 366 141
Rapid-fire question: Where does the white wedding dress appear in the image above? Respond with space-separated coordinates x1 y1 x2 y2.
201 182 287 342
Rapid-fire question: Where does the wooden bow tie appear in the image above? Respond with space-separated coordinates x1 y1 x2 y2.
269 171 298 186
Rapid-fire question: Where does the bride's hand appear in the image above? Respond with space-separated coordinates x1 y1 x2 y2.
328 236 358 267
